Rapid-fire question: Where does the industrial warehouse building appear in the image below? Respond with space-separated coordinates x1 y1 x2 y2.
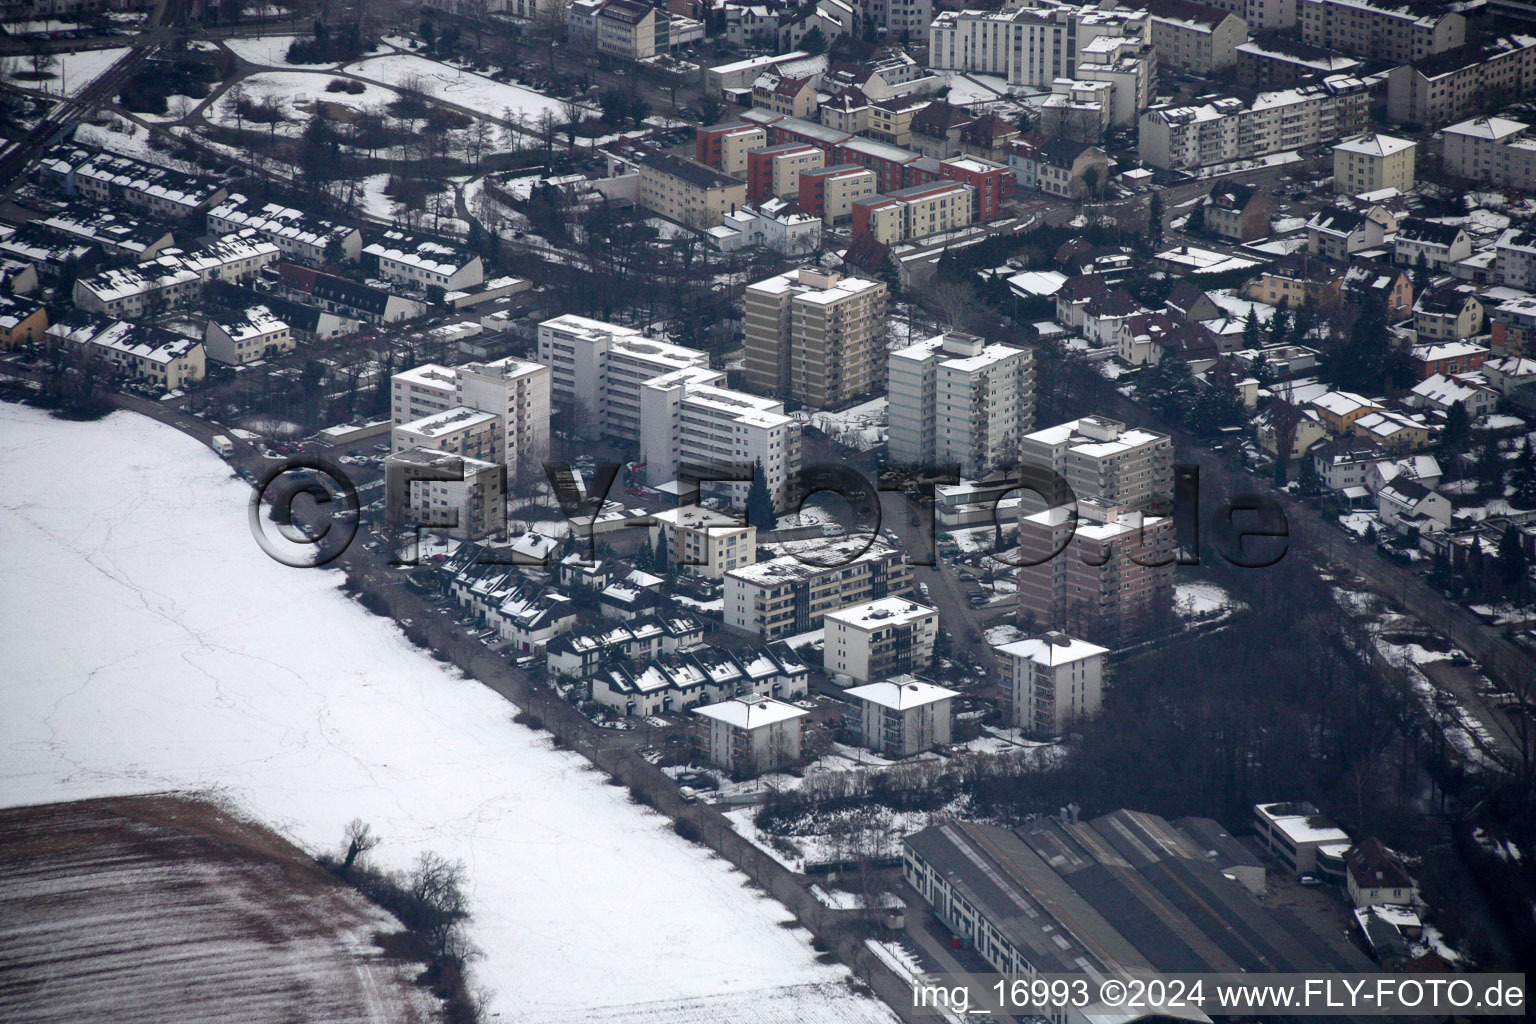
903 810 1373 1016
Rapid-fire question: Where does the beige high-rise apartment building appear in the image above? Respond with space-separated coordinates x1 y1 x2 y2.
743 267 888 408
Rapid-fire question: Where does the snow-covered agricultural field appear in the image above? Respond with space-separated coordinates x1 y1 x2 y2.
0 404 896 1024
343 53 592 124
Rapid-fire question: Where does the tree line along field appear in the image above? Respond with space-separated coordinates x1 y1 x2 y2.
0 795 441 1024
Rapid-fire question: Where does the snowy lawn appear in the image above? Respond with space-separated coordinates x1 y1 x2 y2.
342 53 594 123
0 403 896 1024
226 34 342 68
8 46 130 98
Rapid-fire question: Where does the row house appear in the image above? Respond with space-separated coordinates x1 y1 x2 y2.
364 230 484 293
45 315 206 391
593 643 809 715
448 562 579 653
545 612 707 678
66 149 227 219
207 194 363 264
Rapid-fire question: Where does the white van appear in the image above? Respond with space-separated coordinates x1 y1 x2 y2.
211 435 234 458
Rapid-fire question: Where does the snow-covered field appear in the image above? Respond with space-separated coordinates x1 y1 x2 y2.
6 46 130 98
343 53 592 123
0 403 896 1024
226 34 338 68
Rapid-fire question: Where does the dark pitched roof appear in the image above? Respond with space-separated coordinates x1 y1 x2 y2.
1038 137 1098 168
1415 286 1473 315
1140 0 1234 27
913 100 973 135
1309 208 1369 234
1087 289 1141 318
1166 280 1214 317
1207 183 1259 211
641 152 745 190
1058 273 1110 301
1346 838 1414 891
1396 218 1464 247
842 233 892 274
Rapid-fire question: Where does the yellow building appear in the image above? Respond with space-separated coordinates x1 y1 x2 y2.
0 295 46 349
638 153 747 228
1332 133 1417 194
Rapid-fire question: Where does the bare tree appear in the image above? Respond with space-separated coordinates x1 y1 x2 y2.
924 279 979 330
338 817 379 878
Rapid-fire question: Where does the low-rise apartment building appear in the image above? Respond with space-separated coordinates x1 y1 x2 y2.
824 597 939 684
851 181 974 244
1143 0 1247 74
1386 35 1536 128
1441 116 1536 191
1138 75 1367 170
746 142 825 202
638 153 748 228
1332 133 1416 194
385 448 507 541
695 122 770 177
693 694 806 777
995 631 1108 736
649 505 757 578
1296 0 1463 64
724 539 910 639
797 164 879 224
844 676 955 757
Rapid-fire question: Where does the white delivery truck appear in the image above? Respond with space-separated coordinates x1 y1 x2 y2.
211 435 235 458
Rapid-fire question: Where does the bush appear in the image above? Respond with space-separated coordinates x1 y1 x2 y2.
628 784 653 808
672 819 703 843
512 710 543 730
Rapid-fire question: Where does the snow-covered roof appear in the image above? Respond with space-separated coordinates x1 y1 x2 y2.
823 596 935 631
692 694 806 729
844 675 957 711
997 632 1108 667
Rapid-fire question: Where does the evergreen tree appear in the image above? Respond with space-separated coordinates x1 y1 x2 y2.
1499 524 1527 593
1513 434 1536 509
1442 400 1471 456
1243 307 1260 350
1474 439 1506 501
654 530 670 572
1147 191 1163 252
1268 308 1289 347
746 458 778 531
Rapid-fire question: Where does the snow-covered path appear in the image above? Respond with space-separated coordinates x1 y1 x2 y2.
0 403 895 1024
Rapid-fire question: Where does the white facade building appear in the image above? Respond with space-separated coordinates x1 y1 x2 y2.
693 694 807 777
844 676 956 757
929 2 1147 88
995 632 1108 736
824 597 939 684
536 314 711 441
887 331 1035 477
